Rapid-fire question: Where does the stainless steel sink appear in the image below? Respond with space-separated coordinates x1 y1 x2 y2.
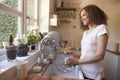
43 64 83 79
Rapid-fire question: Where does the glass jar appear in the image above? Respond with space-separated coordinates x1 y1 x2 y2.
19 34 28 45
13 34 20 46
14 33 28 57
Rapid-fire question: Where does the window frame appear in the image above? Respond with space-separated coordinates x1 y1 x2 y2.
26 0 38 31
0 0 39 61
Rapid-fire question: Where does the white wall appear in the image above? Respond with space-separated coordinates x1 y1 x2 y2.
49 0 120 49
49 0 82 49
39 0 50 33
80 0 120 44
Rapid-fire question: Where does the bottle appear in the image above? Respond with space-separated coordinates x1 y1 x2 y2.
20 34 28 45
14 34 20 46
16 34 28 57
61 0 64 7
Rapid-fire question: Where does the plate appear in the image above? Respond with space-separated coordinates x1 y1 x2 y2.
52 51 74 73
40 37 57 59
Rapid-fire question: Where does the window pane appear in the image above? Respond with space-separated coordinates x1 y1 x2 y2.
27 0 35 18
0 11 18 41
0 0 18 11
27 0 38 32
27 19 37 31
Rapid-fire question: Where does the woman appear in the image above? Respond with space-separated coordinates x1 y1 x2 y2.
67 4 109 80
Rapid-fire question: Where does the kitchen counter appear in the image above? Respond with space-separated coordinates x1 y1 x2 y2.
0 50 40 80
43 64 83 79
26 63 49 80
26 63 84 80
106 49 120 55
26 48 84 80
27 76 82 80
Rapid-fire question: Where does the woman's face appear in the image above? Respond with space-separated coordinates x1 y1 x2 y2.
80 10 90 26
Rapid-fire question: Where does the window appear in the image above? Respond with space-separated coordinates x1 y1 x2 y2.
0 0 22 61
0 0 39 61
0 0 19 41
27 0 38 31
0 0 18 11
0 11 18 41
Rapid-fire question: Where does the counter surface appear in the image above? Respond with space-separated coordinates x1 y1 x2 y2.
27 76 83 80
27 63 84 80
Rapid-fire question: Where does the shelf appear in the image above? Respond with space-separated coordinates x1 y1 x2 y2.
55 7 77 25
56 7 76 11
55 7 76 19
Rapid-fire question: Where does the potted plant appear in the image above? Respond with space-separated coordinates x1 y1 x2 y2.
14 34 28 57
41 32 48 38
6 33 17 61
27 28 42 51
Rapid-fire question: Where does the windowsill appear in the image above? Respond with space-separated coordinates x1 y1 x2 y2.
0 50 40 80
0 48 6 61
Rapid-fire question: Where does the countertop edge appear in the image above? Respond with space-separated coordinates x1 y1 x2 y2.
106 49 120 55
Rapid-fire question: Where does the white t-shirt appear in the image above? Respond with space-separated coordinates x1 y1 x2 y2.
80 24 109 80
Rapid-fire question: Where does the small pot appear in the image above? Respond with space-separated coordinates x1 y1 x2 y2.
17 44 28 57
6 46 17 61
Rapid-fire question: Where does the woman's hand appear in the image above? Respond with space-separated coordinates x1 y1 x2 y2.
66 57 80 65
70 50 80 58
71 50 77 56
60 47 80 57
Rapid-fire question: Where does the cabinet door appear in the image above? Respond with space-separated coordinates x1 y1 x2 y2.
103 51 120 80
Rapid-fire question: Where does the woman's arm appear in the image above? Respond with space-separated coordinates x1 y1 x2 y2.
60 47 81 58
68 34 108 65
80 34 108 64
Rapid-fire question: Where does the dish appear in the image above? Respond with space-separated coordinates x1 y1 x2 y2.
40 37 57 59
52 51 74 73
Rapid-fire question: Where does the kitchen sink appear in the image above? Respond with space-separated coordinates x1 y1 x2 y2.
43 64 84 79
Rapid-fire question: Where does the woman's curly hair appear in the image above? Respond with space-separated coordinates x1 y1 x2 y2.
79 4 108 30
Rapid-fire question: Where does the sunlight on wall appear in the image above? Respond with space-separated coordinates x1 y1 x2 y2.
80 0 120 43
40 0 50 33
